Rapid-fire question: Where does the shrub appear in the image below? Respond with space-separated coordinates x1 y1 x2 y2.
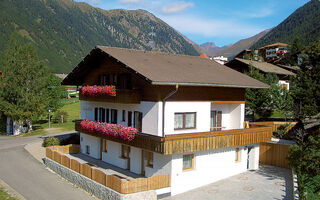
53 111 69 123
43 137 60 147
273 124 289 139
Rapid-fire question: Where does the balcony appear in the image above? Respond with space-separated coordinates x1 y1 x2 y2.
79 89 141 104
75 121 273 155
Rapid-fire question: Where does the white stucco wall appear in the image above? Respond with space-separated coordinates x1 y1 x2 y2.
81 100 244 136
80 100 160 136
170 146 248 196
164 102 211 135
145 153 172 177
211 103 244 130
101 140 127 169
80 133 100 159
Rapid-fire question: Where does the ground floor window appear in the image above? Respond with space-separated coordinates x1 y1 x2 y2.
86 145 90 155
183 154 194 171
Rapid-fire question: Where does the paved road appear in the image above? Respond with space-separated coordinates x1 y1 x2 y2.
164 165 293 200
0 134 96 200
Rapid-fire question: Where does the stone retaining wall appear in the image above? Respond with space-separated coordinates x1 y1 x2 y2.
44 158 156 200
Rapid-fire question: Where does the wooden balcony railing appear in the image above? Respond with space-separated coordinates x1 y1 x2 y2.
79 89 141 104
75 121 273 155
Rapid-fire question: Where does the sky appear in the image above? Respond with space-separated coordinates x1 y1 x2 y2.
75 0 310 47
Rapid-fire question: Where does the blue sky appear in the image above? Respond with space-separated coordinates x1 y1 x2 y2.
76 0 310 46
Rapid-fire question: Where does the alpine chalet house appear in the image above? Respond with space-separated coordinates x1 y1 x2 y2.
62 46 272 196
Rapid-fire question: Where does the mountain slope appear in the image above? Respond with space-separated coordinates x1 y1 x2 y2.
0 0 199 73
252 0 320 48
218 29 271 59
199 42 230 57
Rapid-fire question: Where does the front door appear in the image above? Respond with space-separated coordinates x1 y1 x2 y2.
141 150 147 176
247 146 253 169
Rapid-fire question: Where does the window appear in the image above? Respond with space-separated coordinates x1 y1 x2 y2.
103 139 107 152
106 109 110 123
121 145 130 159
235 148 240 162
147 152 153 168
183 154 194 170
122 110 126 122
134 111 142 132
111 109 118 124
112 74 117 85
99 108 105 122
128 111 132 127
86 145 90 154
102 74 110 86
174 112 196 130
210 111 222 131
94 108 98 121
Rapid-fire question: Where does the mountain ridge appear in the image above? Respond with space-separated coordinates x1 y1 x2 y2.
0 0 199 73
252 0 320 48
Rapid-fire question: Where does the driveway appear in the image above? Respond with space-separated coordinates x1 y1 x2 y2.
0 134 97 200
164 165 292 200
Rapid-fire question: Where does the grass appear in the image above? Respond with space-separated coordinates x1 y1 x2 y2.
22 99 80 137
0 188 17 200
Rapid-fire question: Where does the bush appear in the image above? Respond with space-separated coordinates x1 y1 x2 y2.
60 134 80 145
52 111 69 123
42 137 60 147
273 124 289 139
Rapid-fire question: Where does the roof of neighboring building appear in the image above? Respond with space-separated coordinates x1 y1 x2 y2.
235 58 296 76
62 46 269 89
262 42 289 48
277 64 300 71
200 53 209 58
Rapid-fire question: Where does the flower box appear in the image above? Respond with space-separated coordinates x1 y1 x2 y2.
80 119 138 141
81 85 116 97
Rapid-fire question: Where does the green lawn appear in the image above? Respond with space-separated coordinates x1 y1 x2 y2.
23 99 80 137
0 188 17 200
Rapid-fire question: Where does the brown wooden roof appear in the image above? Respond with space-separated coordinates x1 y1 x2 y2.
62 46 269 89
235 58 296 76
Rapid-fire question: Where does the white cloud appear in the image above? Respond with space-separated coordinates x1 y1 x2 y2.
118 0 141 4
243 8 274 18
162 1 194 14
161 15 263 38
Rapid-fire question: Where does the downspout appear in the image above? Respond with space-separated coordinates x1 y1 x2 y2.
162 84 179 137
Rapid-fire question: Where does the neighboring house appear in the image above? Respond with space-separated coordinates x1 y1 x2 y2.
226 58 295 90
6 118 28 135
259 42 289 62
213 56 228 65
62 46 272 196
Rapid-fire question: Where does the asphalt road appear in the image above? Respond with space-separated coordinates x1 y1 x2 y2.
0 134 96 200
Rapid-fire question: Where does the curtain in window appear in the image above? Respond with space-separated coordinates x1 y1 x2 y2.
185 113 195 128
174 114 183 129
183 155 192 169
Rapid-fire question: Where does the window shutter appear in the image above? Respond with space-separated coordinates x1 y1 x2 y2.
106 109 110 123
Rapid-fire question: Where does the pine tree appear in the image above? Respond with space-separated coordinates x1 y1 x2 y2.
291 41 320 119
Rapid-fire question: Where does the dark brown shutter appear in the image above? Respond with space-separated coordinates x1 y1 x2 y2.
217 111 222 131
94 108 98 121
128 111 132 127
138 112 142 132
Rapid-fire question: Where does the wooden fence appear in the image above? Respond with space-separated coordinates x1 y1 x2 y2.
46 145 170 194
259 142 291 169
246 121 296 132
